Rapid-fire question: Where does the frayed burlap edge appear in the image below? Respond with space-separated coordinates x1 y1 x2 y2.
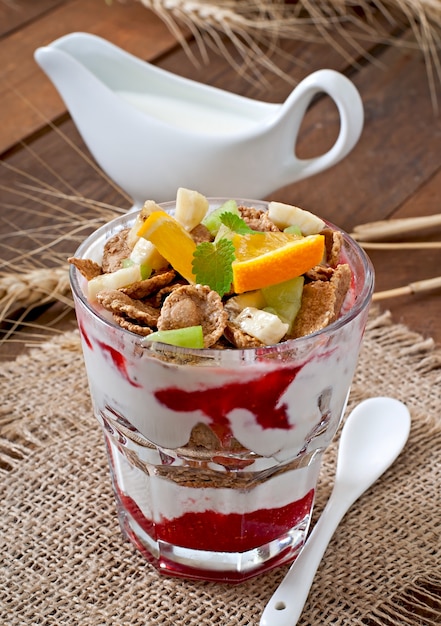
1 308 440 625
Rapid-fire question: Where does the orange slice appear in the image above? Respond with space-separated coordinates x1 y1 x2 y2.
232 232 324 293
137 210 196 282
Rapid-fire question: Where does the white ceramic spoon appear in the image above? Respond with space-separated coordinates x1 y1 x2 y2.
260 396 411 626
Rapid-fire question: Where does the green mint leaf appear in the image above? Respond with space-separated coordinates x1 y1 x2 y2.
192 238 235 298
219 212 256 234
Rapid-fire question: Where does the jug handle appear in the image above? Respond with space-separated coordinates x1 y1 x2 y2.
278 69 363 185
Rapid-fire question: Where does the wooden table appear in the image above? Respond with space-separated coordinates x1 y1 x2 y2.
1 0 440 361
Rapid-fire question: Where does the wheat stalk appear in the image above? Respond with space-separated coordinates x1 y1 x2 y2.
372 275 441 300
0 139 125 351
351 214 441 241
0 267 71 324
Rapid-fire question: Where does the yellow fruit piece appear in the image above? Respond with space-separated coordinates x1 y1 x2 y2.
137 210 196 282
232 232 324 293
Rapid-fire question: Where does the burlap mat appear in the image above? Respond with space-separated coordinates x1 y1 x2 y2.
1 310 440 626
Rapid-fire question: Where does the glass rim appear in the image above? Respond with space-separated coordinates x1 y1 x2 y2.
69 197 375 358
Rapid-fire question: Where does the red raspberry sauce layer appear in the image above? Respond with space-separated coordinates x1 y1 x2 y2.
117 489 314 552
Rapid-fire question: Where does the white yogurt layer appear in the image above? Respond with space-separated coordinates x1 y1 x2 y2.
76 295 362 460
109 435 321 521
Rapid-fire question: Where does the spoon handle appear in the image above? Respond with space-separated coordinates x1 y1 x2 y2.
260 490 352 626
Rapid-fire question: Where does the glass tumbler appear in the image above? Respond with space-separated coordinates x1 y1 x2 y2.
69 199 374 582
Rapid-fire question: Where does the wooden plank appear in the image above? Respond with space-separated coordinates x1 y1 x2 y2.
0 114 126 361
368 244 441 340
0 0 68 37
274 36 441 230
0 0 181 154
392 169 441 222
1 13 440 352
156 30 441 229
291 60 440 228
274 41 441 339
367 170 441 340
0 2 396 156
153 34 441 341
0 117 131 264
1 111 439 349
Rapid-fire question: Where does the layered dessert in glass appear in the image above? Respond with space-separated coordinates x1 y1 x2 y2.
69 190 374 582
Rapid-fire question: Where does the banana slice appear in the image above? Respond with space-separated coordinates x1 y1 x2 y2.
88 265 144 302
175 187 209 231
268 201 326 235
235 307 289 345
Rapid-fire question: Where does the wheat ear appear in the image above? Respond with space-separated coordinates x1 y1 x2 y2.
0 267 71 324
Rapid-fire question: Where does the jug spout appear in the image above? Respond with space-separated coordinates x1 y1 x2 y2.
35 45 102 120
34 34 171 206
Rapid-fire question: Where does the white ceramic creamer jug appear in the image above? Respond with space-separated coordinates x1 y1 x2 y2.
35 32 363 209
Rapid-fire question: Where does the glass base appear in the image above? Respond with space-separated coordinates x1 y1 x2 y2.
101 414 319 582
117 500 311 583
